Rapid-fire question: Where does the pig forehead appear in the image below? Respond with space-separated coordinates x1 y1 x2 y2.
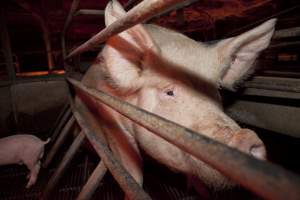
145 24 221 83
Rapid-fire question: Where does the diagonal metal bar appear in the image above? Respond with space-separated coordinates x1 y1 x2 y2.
43 116 75 168
42 131 85 199
72 98 151 200
66 0 186 58
76 161 107 200
68 77 300 200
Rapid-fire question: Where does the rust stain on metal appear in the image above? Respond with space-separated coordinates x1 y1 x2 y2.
72 98 151 200
66 0 186 58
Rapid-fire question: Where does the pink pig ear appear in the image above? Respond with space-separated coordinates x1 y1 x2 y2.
217 19 276 90
102 0 159 92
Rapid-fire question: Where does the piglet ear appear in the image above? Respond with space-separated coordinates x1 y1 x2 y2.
102 0 159 93
217 19 276 90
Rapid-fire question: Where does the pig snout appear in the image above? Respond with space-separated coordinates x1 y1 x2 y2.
228 129 266 160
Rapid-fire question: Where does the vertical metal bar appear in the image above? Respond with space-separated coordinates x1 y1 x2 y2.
61 0 81 59
0 7 16 81
42 131 85 199
73 98 151 200
43 116 75 168
14 0 54 71
76 161 107 200
68 78 300 200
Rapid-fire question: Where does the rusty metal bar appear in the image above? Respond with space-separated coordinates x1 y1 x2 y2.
148 0 198 22
68 77 300 200
49 104 71 142
66 0 186 58
76 161 107 200
42 131 85 199
43 116 75 168
74 9 105 16
61 0 81 74
273 26 300 39
72 98 151 200
14 0 54 71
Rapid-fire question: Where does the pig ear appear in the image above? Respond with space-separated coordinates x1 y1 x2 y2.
102 0 159 92
217 19 276 90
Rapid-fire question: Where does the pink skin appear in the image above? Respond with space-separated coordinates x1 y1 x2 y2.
0 134 49 188
79 0 276 196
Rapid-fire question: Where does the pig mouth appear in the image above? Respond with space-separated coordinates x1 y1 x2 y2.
189 156 236 191
188 128 267 191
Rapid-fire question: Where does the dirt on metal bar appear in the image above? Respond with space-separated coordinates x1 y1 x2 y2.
72 98 151 200
68 77 300 200
66 0 185 58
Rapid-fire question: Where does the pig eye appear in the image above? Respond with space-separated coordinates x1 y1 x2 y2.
165 90 174 96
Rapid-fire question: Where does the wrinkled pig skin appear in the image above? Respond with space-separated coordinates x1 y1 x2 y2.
0 134 50 188
78 0 276 195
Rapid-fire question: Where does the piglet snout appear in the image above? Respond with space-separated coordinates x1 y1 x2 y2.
229 129 266 160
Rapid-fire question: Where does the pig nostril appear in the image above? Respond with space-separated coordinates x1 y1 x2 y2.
250 144 266 160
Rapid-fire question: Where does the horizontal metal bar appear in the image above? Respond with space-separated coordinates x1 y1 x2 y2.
74 9 105 16
269 41 300 49
244 76 300 93
68 77 300 200
226 100 300 139
273 27 300 39
72 98 151 200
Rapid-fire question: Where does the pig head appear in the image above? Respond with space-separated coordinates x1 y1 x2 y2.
80 0 276 192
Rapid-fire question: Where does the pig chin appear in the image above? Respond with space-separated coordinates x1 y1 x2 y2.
190 158 236 191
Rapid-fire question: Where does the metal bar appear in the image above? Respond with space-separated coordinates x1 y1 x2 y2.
226 100 300 139
14 0 54 71
0 7 16 81
42 131 85 199
74 9 105 16
148 0 198 22
48 103 71 140
61 0 81 73
244 76 300 93
43 116 75 168
273 27 300 39
76 161 107 200
72 98 151 200
50 107 72 142
68 77 300 200
66 0 186 58
268 41 300 49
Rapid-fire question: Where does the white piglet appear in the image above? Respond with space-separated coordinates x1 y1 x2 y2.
0 134 50 188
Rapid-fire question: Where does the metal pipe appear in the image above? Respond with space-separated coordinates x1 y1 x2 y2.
76 161 107 200
14 0 54 71
43 116 75 168
66 0 186 58
68 77 300 200
62 0 81 58
48 104 71 141
74 9 105 16
244 76 300 93
273 27 300 39
42 131 85 199
72 98 151 200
